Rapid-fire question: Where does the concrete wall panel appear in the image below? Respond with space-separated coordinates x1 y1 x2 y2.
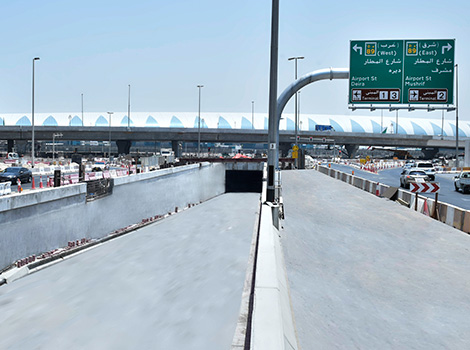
0 163 225 270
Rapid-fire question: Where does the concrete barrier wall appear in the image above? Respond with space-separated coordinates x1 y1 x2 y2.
0 163 225 270
317 165 470 236
251 202 299 350
247 170 299 350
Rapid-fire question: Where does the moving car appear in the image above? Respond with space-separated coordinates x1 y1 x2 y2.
0 167 32 184
412 162 436 181
399 169 430 189
454 171 470 194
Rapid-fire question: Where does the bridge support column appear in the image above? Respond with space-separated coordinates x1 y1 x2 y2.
172 140 182 158
345 144 359 159
116 140 132 155
7 140 14 153
279 142 292 157
422 147 439 160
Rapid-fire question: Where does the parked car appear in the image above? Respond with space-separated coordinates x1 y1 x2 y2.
411 162 436 181
454 171 470 193
400 169 430 189
0 167 32 184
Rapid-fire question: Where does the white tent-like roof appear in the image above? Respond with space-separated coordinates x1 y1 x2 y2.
0 112 467 138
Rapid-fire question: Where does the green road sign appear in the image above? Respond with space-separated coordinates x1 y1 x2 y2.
349 39 455 105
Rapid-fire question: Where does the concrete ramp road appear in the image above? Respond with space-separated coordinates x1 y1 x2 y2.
281 170 470 350
0 192 260 350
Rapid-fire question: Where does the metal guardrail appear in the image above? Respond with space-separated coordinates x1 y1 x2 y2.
86 178 113 201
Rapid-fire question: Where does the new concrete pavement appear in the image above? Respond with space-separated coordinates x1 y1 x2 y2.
0 192 259 349
281 169 470 350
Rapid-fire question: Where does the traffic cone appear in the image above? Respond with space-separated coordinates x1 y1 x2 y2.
39 176 43 189
17 179 22 193
32 176 36 190
352 170 355 175
423 199 430 216
376 183 380 196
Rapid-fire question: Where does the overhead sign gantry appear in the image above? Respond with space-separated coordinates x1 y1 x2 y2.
349 39 455 107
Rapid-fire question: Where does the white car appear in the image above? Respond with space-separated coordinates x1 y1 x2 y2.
400 169 430 189
454 172 470 194
410 162 436 181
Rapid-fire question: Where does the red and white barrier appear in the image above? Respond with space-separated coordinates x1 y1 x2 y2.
410 182 440 193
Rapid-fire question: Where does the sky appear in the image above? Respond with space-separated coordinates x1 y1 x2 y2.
0 0 468 123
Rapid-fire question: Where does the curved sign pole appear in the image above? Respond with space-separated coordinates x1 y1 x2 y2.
267 67 350 202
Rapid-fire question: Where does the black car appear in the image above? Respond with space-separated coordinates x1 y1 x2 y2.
0 167 32 184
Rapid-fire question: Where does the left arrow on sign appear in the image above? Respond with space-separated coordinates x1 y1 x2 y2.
353 44 363 55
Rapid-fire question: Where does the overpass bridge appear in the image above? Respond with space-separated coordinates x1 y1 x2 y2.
0 125 466 158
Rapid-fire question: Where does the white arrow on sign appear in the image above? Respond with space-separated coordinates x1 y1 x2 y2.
442 43 452 54
353 44 362 55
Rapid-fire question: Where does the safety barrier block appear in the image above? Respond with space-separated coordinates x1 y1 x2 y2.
445 206 455 227
453 208 465 230
462 212 470 234
438 203 448 224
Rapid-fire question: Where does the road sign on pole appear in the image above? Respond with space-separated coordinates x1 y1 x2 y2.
410 182 440 193
349 39 455 105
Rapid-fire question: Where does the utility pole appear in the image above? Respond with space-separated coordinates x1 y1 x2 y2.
455 64 459 169
31 57 40 168
267 0 279 202
128 84 131 128
197 85 204 157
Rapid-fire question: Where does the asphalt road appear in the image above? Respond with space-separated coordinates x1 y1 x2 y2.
330 163 470 210
0 192 259 349
281 170 470 350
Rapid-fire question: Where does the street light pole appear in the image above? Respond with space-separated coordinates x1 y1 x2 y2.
267 0 280 203
455 63 459 169
107 112 113 158
298 91 301 128
128 84 131 128
288 56 304 169
441 109 444 140
381 109 383 132
252 100 254 129
396 110 399 134
32 57 40 168
197 85 203 157
81 93 84 126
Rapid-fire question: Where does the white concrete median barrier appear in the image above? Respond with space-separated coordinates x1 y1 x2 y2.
251 203 299 350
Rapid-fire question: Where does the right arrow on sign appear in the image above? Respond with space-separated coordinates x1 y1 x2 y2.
410 182 440 193
442 43 452 54
353 44 362 55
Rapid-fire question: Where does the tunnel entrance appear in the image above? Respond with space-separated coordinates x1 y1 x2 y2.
225 170 262 193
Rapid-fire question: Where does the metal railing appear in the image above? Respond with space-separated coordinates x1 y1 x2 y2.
86 178 113 201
